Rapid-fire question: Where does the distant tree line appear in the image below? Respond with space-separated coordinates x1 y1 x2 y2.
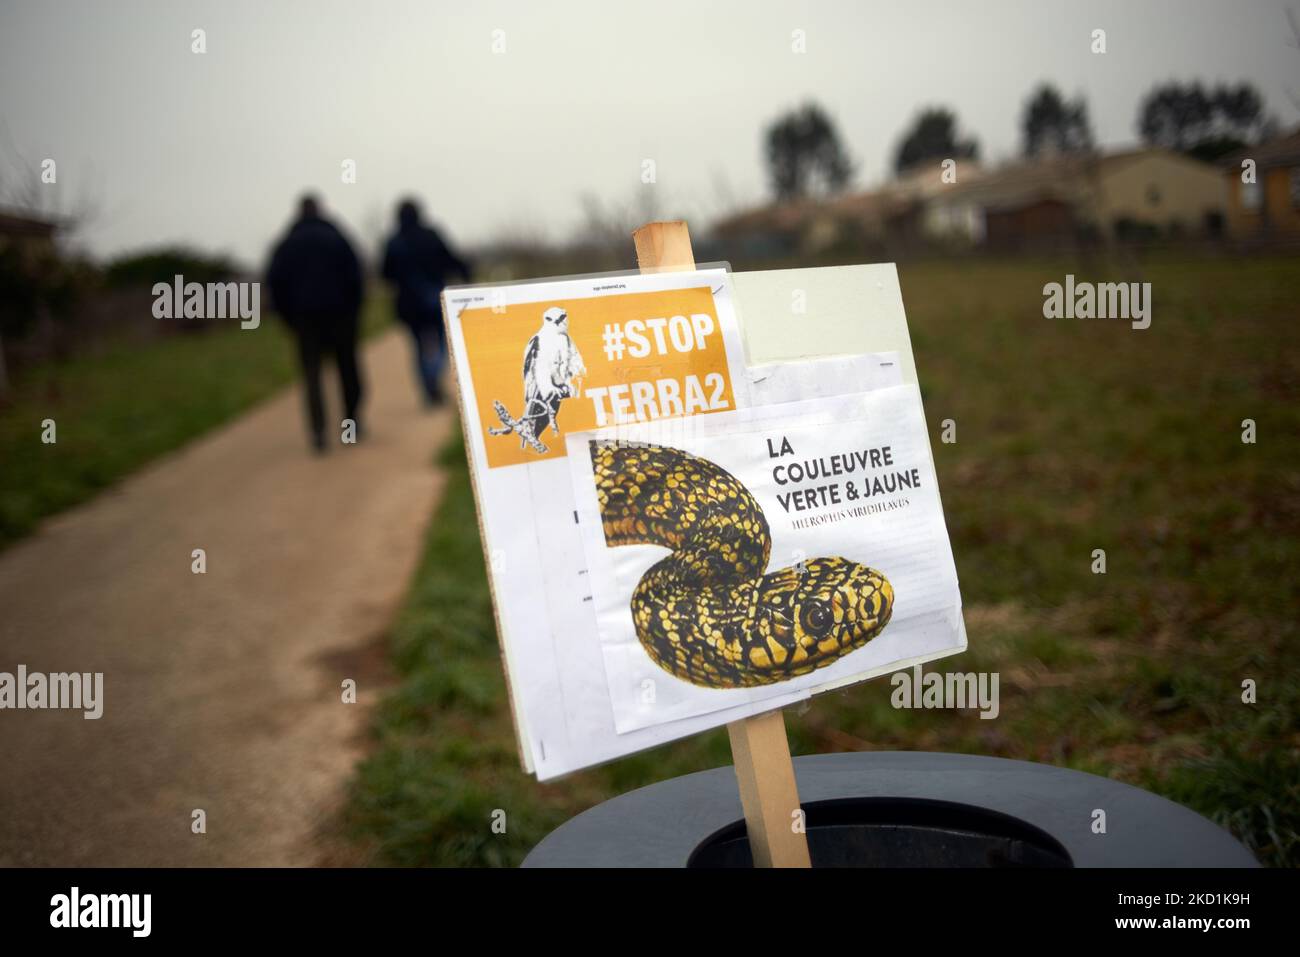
763 78 1278 199
104 247 240 289
1136 81 1275 163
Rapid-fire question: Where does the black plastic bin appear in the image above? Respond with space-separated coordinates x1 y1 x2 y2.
522 752 1258 868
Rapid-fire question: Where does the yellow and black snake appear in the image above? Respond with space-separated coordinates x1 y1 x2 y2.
590 440 894 689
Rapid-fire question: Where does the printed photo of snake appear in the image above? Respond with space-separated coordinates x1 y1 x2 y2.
590 440 894 689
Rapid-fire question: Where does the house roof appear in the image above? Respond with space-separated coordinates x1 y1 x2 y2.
925 154 1091 209
927 147 1212 210
1223 128 1300 170
713 179 941 238
712 198 822 238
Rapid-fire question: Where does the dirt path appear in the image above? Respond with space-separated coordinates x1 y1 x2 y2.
0 329 453 866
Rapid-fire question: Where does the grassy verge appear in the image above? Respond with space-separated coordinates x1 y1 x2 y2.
347 254 1298 867
0 294 390 550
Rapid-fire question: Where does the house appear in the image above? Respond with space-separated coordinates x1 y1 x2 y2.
921 155 1086 245
1095 148 1227 237
923 148 1226 246
711 163 986 255
710 197 823 258
1222 128 1300 239
711 148 1226 253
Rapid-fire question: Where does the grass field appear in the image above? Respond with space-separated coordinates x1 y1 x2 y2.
345 252 1299 867
0 294 390 551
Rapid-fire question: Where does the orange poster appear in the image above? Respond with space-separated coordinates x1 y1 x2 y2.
453 283 745 468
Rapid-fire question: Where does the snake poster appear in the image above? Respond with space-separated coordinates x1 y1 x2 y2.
569 385 964 734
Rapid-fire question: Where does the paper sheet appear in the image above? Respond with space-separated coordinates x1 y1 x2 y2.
568 384 965 734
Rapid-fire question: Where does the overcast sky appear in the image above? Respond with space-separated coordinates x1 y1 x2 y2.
2 0 1297 266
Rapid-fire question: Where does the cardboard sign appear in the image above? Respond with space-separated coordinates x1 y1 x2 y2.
444 264 966 780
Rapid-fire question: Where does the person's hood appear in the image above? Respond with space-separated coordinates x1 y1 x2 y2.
398 204 421 230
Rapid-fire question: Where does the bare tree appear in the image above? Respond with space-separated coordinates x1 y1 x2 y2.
1287 7 1300 111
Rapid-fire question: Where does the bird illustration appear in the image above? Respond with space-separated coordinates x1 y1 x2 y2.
489 306 586 453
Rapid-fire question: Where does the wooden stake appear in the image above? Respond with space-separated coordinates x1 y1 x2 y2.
727 709 810 867
632 220 698 274
632 219 812 869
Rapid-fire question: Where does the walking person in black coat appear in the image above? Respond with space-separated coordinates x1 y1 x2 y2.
381 199 470 405
267 195 365 452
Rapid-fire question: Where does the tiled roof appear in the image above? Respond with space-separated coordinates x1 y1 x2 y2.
1224 128 1300 170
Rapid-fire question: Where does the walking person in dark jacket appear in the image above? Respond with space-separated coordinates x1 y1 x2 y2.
267 195 365 452
381 199 470 405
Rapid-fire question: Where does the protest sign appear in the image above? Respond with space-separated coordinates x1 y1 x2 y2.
444 259 966 782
